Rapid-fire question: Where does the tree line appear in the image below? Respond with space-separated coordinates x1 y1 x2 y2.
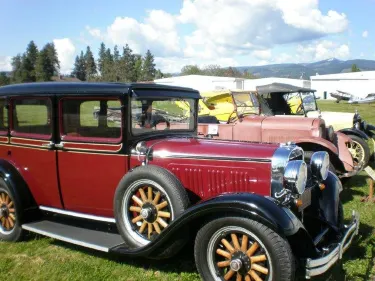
71 43 164 82
0 40 256 87
180 64 256 79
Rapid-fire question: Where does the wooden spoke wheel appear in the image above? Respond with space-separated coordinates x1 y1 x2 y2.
346 134 370 168
208 227 272 281
346 140 365 164
121 179 174 245
0 190 16 234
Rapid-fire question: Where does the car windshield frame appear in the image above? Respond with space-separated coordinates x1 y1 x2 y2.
130 96 197 136
231 92 260 116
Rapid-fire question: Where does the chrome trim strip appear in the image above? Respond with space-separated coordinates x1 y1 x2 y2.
151 150 271 163
22 224 110 252
39 206 116 223
271 144 304 196
305 210 360 279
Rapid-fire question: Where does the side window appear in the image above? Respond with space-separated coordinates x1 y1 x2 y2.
12 98 52 138
0 99 8 134
61 98 122 142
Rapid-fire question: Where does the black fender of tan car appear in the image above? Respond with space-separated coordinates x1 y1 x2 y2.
339 128 369 140
111 192 318 258
0 159 39 222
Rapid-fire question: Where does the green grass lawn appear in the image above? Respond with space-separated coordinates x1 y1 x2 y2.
1 100 375 281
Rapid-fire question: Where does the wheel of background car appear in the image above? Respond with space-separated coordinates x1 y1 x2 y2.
114 165 189 248
304 151 337 175
152 115 170 130
346 135 370 168
194 216 295 281
0 179 24 242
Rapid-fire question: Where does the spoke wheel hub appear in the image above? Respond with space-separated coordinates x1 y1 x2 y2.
0 205 9 218
140 203 157 223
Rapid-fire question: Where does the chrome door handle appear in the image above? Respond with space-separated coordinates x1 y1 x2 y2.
55 143 64 149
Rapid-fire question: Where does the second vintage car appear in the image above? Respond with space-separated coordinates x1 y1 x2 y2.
195 89 359 179
0 82 359 281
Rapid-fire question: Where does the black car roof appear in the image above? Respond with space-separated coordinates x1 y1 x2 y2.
256 83 316 95
0 82 201 98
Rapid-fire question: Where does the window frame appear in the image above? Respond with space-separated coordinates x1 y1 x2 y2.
10 96 53 140
129 96 197 137
59 96 123 144
0 97 8 136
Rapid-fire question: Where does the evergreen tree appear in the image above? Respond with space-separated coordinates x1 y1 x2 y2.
45 43 60 76
11 54 23 83
84 46 97 80
155 69 164 79
113 45 121 82
25 40 39 81
20 54 33 82
71 51 86 81
141 50 156 81
35 47 54 81
98 42 106 75
121 44 136 82
102 48 114 81
134 54 143 82
0 72 10 86
351 64 361 72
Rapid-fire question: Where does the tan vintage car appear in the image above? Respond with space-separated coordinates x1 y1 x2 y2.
196 90 359 179
256 83 374 167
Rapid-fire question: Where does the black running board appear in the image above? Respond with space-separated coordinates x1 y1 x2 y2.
22 220 125 252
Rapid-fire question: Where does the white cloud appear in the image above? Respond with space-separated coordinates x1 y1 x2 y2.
85 0 349 72
362 30 369 38
87 9 181 57
86 26 102 39
53 38 76 74
178 0 348 59
296 40 350 61
252 50 272 60
0 56 12 71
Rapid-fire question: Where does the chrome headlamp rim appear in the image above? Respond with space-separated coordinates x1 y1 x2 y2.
283 160 307 195
310 151 330 181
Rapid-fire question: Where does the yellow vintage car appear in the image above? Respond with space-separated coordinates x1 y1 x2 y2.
194 90 258 123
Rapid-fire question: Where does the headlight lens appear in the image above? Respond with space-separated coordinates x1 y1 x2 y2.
310 151 330 181
283 160 307 195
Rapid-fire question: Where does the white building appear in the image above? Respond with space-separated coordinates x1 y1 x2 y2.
154 75 309 92
311 71 375 99
154 75 245 92
244 77 310 91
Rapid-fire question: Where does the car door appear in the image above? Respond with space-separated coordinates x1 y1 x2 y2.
6 96 62 208
57 96 127 218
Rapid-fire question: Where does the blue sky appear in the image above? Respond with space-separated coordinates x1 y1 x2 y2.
1 0 374 73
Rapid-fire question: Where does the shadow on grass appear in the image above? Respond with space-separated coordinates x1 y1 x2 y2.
51 238 198 275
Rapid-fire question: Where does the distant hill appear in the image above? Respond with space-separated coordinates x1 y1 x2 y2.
236 58 375 79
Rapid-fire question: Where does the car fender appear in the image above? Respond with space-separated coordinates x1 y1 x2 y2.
0 159 38 222
111 193 317 258
295 137 348 173
339 128 369 140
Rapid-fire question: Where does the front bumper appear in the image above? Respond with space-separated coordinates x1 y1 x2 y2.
305 210 360 279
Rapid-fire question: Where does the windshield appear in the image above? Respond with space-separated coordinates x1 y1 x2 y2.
284 92 317 115
131 97 195 135
232 92 259 115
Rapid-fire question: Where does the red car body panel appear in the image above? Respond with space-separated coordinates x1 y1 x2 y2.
0 138 62 209
198 115 355 173
130 138 276 199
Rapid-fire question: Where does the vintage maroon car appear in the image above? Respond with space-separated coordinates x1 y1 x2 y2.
0 82 359 281
197 90 358 179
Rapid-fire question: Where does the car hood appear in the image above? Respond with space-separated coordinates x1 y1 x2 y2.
145 137 278 161
306 111 354 130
